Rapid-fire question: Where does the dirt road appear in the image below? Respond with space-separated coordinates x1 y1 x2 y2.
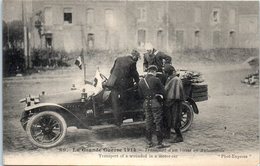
3 62 259 165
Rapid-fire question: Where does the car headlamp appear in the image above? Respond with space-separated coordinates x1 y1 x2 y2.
19 95 40 106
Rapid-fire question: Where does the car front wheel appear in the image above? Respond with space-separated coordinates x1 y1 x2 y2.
26 111 67 148
171 102 194 133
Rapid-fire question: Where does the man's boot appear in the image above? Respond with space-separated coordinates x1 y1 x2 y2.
116 114 122 126
164 127 171 139
156 131 168 148
170 128 183 143
146 131 153 148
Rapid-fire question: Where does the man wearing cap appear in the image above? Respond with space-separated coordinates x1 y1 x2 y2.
163 64 185 143
138 65 166 148
143 43 172 85
143 43 172 72
105 49 140 126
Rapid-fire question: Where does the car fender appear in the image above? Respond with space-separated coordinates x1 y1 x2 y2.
25 103 69 111
186 97 199 114
24 103 90 129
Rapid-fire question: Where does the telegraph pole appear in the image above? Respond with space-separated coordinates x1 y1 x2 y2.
81 24 87 84
22 0 28 69
166 1 169 52
7 23 10 48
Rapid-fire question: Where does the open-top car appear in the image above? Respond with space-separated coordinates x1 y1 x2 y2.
20 69 208 148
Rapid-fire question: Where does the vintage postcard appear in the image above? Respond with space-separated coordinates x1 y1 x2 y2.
2 0 259 165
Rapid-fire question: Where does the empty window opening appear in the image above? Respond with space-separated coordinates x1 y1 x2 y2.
213 31 221 48
45 33 52 49
137 8 147 22
239 16 258 34
157 8 163 22
194 30 201 47
105 31 110 49
105 9 115 28
229 31 236 47
87 33 95 49
194 7 201 23
157 30 164 49
211 8 220 24
64 8 72 24
229 9 236 25
137 29 146 47
213 11 218 21
176 30 184 50
44 7 52 25
86 9 94 25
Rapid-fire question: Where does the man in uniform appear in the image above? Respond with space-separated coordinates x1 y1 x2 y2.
105 50 140 126
143 43 172 85
164 64 185 143
138 65 166 148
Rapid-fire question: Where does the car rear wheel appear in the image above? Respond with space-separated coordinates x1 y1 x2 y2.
171 102 194 133
26 111 67 148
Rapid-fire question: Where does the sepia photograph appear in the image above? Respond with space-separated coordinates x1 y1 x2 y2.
2 0 259 165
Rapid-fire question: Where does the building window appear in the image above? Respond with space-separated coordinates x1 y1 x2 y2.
229 31 236 48
105 9 115 28
213 31 221 48
157 30 163 48
44 7 52 25
137 29 146 47
137 8 146 22
176 30 184 50
157 8 163 22
211 8 220 24
194 30 201 47
45 33 52 49
64 8 72 24
105 31 111 49
239 15 258 34
229 9 236 25
87 33 95 49
194 7 201 23
86 9 94 25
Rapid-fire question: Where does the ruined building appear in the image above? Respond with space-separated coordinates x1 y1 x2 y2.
28 0 259 52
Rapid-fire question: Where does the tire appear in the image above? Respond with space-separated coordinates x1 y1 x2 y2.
192 88 208 93
192 91 208 98
26 111 67 148
193 96 208 102
191 84 208 90
171 102 194 133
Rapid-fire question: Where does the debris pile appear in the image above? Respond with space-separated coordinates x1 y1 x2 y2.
241 56 259 86
241 70 259 86
244 56 259 71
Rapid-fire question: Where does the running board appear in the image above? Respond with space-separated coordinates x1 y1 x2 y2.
90 121 145 130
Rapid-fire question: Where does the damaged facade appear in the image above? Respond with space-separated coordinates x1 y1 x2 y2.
28 0 259 52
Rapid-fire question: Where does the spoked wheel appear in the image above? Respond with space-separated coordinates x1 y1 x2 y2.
171 102 194 133
26 111 67 148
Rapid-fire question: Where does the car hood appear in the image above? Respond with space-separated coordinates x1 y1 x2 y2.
40 90 82 104
39 84 103 104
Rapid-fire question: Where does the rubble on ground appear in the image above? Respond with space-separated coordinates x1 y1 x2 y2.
241 56 259 87
244 56 259 70
241 70 259 86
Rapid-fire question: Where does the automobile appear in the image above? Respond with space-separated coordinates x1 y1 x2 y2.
19 69 208 148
